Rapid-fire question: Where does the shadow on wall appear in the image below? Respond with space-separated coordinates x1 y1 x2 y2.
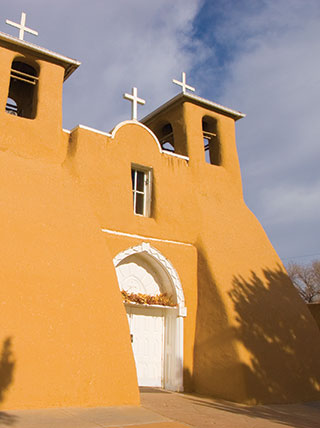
0 337 17 425
192 249 240 400
229 266 320 403
307 303 320 331
183 367 193 392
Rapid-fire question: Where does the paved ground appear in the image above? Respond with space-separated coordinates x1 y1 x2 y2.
140 388 320 428
0 405 188 428
0 388 319 427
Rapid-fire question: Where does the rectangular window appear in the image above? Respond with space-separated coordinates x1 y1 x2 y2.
131 165 152 216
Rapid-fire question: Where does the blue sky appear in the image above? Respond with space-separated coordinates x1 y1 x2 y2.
1 0 320 265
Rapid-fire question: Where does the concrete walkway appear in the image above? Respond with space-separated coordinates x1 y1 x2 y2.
0 405 188 428
141 388 320 428
0 388 319 428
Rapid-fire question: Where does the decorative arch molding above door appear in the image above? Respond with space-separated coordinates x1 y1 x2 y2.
113 242 186 316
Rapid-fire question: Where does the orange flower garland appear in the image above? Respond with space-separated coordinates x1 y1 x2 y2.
121 290 175 307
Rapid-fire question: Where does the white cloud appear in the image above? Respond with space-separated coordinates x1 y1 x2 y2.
1 0 205 130
1 0 319 262
261 182 320 225
207 0 320 261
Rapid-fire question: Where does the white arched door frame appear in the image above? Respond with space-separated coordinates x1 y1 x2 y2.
113 242 186 391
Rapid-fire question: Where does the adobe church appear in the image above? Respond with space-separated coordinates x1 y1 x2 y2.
1 14 320 410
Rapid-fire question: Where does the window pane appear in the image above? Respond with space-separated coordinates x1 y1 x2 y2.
132 190 135 210
135 193 144 215
131 169 135 189
136 171 145 191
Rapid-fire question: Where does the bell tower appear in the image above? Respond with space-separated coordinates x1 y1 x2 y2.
142 91 246 197
0 30 80 162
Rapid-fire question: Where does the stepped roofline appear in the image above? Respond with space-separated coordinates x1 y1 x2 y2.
0 31 80 80
141 92 245 123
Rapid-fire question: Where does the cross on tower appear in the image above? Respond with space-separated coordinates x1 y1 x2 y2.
123 87 146 121
6 12 38 41
172 72 195 94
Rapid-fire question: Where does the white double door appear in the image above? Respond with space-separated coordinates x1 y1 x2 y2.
126 305 166 387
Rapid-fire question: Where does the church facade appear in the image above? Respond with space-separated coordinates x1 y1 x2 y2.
1 28 320 410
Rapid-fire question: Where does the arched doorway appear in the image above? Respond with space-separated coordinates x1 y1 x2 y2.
113 243 186 391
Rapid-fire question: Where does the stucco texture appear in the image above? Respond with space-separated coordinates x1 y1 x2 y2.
0 42 140 410
1 37 320 409
68 100 320 404
0 151 139 409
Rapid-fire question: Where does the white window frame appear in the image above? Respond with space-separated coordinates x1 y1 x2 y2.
131 164 152 217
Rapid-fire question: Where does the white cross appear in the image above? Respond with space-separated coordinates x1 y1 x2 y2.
6 12 38 41
172 72 195 94
123 87 146 120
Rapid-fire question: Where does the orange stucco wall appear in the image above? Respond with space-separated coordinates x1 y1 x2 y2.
0 151 140 409
68 100 320 404
0 44 139 409
0 46 66 163
1 37 320 410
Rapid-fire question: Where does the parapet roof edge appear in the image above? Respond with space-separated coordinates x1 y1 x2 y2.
141 92 246 123
0 31 81 80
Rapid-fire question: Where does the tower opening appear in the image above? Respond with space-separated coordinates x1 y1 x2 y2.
159 123 175 152
202 116 220 165
6 59 39 119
